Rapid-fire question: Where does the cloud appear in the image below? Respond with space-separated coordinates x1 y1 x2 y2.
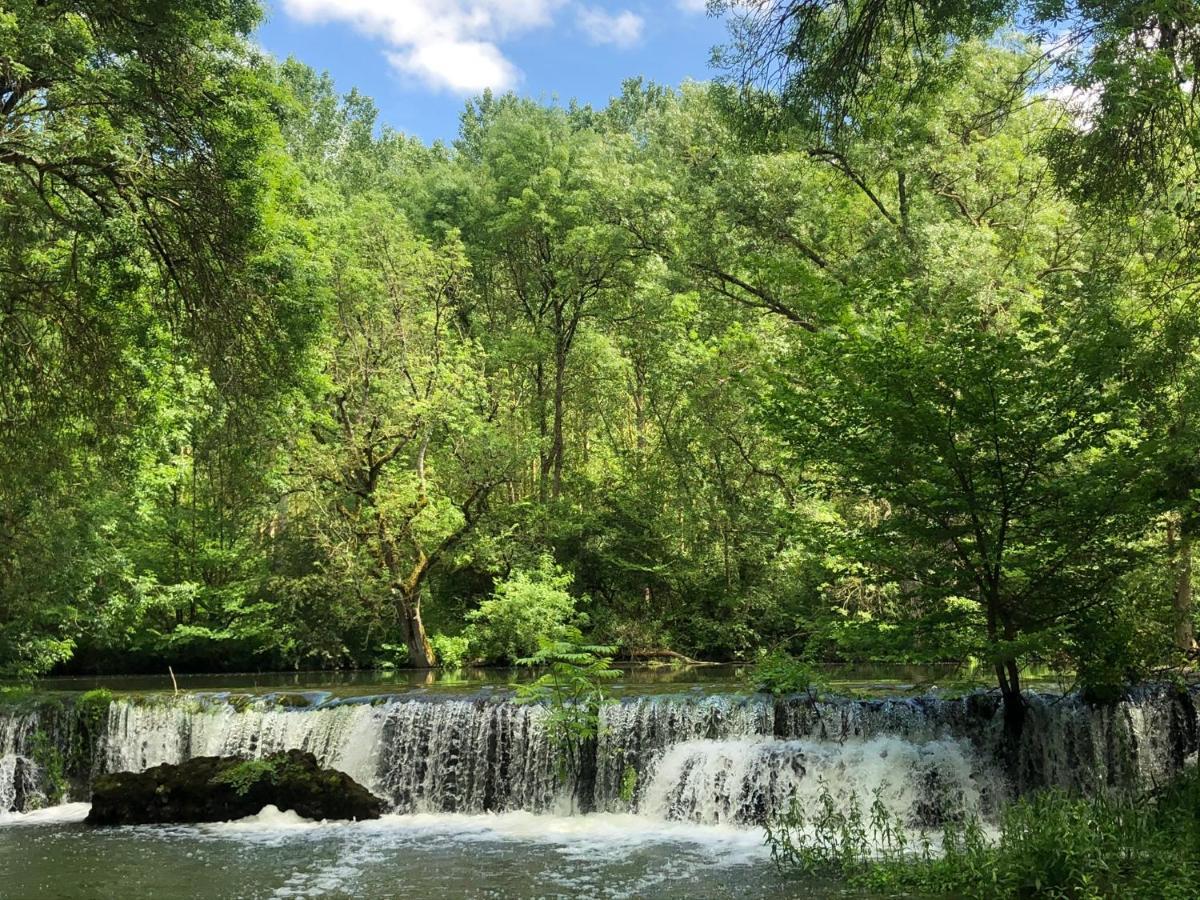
386 41 518 95
277 0 564 93
577 6 644 47
1043 82 1102 131
676 0 709 12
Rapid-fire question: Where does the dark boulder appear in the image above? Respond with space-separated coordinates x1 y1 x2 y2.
85 749 385 825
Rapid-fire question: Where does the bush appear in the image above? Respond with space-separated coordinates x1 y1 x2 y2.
748 649 823 696
466 554 581 664
429 633 470 669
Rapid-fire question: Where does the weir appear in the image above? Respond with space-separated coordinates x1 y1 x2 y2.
2 687 1197 826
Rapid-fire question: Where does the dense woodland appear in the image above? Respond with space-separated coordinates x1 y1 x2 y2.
2 1 1199 709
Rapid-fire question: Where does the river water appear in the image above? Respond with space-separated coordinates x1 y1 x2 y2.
1 667 1195 899
0 802 810 899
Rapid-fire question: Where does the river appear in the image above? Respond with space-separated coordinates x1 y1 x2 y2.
1 666 1196 898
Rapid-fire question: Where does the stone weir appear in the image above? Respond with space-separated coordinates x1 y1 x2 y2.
2 685 1197 827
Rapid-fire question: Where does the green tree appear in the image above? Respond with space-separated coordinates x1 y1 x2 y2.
455 98 645 502
715 0 1200 202
466 553 580 664
0 0 320 676
286 199 520 667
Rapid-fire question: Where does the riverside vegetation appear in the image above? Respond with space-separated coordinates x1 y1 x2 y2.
765 763 1200 899
3 0 1200 895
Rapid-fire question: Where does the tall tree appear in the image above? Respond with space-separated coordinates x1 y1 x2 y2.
288 199 519 667
456 98 642 501
715 0 1200 201
0 0 319 675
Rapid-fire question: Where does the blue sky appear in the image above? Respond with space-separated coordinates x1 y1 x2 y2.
255 1 730 144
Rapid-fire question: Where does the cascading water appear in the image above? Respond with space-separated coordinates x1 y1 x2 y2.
2 685 1198 829
0 707 49 813
632 736 997 826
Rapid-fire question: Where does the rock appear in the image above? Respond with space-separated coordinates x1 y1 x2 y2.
85 749 385 825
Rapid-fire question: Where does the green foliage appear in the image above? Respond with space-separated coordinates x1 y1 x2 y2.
515 632 621 778
429 634 471 670
1 0 1196 698
466 555 581 664
373 644 408 671
28 730 67 807
212 758 281 797
749 650 824 697
717 0 1200 203
767 768 1200 898
618 764 639 805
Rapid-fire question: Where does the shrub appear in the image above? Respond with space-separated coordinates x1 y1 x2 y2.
767 766 1200 898
466 554 580 664
430 633 470 669
748 649 823 696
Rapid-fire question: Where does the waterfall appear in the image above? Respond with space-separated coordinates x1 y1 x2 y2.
103 696 387 778
634 736 997 826
100 695 562 814
0 707 43 813
2 685 1197 824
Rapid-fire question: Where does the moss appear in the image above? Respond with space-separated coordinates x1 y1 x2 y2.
65 688 112 776
89 750 385 825
211 758 280 796
0 685 34 706
29 729 67 806
75 689 112 733
226 694 255 713
273 693 313 708
619 764 638 804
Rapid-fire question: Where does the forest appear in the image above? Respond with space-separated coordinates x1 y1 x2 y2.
2 0 1199 714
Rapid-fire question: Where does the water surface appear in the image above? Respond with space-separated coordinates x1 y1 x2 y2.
15 661 1072 699
0 803 836 899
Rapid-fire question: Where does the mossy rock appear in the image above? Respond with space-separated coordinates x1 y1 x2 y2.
86 749 385 825
272 693 314 708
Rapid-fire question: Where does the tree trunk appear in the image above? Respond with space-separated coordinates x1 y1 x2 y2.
551 340 566 500
401 596 436 669
1174 517 1197 654
986 595 1025 747
536 360 549 502
632 361 647 453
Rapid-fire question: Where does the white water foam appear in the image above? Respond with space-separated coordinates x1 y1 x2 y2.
211 804 319 831
200 806 768 862
0 801 90 827
637 735 1000 826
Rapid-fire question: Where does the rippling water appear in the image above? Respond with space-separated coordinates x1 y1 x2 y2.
0 803 820 899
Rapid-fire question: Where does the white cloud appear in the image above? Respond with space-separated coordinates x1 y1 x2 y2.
676 0 709 13
577 6 644 47
278 0 564 93
1043 82 1102 131
386 41 518 95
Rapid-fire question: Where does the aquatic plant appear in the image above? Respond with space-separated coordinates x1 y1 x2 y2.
515 631 621 780
767 766 1200 898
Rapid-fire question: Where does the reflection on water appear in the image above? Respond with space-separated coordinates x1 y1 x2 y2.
15 661 1070 698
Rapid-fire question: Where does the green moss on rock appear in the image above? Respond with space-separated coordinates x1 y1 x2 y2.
86 750 385 825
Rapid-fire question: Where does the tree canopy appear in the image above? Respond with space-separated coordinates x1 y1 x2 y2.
1 1 1196 708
